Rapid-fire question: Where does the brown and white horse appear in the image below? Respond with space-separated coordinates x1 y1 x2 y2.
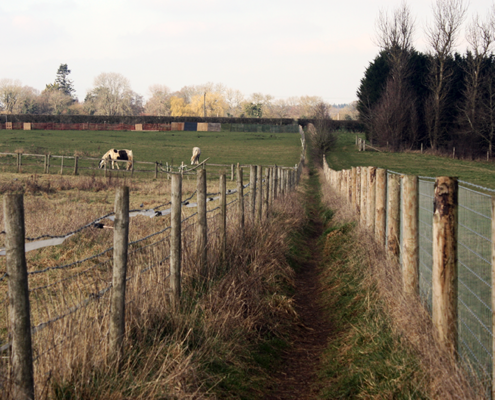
99 149 133 170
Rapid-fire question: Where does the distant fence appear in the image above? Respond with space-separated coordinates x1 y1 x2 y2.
0 122 300 133
322 158 495 395
0 161 304 398
0 151 301 180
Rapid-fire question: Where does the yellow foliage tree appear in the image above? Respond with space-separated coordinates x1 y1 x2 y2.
170 96 192 116
190 92 227 117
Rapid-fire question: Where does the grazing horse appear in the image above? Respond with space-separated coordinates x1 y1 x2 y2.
191 147 201 165
99 149 133 170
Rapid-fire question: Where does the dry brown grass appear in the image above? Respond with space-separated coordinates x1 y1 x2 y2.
0 172 306 399
320 172 487 399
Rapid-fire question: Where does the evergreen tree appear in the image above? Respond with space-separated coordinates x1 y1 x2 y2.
54 64 75 99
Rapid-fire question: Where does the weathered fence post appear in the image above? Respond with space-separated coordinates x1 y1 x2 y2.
273 166 278 200
237 164 244 237
231 164 235 181
5 193 34 400
367 167 376 232
265 168 270 218
73 156 78 175
17 153 22 173
401 175 419 296
197 169 207 276
256 165 263 223
432 177 458 353
109 187 129 365
220 174 227 262
387 173 400 258
351 167 357 209
60 156 64 175
155 162 158 179
355 167 361 214
360 167 368 225
250 165 257 222
375 168 387 247
170 174 182 306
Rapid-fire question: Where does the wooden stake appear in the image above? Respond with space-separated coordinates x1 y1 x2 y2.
5 194 34 400
432 176 458 353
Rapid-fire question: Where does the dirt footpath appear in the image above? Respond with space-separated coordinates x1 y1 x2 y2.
266 178 332 400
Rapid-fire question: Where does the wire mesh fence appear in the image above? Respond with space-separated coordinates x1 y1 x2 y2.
327 162 495 391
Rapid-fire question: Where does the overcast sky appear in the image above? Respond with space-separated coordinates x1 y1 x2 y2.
1 0 494 103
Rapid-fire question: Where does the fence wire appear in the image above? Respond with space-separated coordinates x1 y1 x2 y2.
387 171 493 385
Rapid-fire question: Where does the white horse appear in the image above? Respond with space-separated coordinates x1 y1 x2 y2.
191 147 201 165
99 149 133 170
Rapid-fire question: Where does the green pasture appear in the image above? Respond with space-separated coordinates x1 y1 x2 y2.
0 129 301 176
327 132 495 190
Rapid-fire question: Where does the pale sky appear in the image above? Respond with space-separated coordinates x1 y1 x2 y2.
1 0 494 104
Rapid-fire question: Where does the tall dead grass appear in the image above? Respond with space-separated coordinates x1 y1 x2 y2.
1 178 306 398
320 172 487 399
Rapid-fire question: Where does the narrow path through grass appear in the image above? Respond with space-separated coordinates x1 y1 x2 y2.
265 161 430 399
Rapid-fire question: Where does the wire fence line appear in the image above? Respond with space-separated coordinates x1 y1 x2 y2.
323 159 495 395
0 161 303 399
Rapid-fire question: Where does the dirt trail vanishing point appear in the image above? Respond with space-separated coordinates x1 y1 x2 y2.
266 171 332 400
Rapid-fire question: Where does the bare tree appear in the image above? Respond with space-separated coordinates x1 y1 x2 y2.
458 12 495 155
225 88 244 117
0 79 25 114
145 84 172 116
375 1 415 84
84 72 141 116
425 0 468 149
310 102 337 164
372 1 418 148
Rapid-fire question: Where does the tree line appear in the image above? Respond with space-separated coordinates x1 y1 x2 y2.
357 0 495 158
0 67 358 121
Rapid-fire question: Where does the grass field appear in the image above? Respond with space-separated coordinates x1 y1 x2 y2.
327 132 495 190
0 129 301 169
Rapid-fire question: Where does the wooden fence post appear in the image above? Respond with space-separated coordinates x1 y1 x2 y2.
375 168 387 247
197 169 207 276
273 166 278 200
250 165 257 222
432 177 458 353
355 167 361 214
256 165 263 223
265 168 270 218
351 167 357 209
220 174 227 262
4 194 34 400
231 164 235 181
401 175 419 296
74 156 78 175
17 153 21 173
155 162 158 179
237 164 244 237
387 173 400 258
361 167 368 226
367 167 377 232
109 187 129 365
60 156 64 175
47 154 50 174
170 174 182 306
44 155 47 174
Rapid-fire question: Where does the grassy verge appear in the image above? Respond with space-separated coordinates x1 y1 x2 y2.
317 220 429 399
328 131 495 189
316 171 485 399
